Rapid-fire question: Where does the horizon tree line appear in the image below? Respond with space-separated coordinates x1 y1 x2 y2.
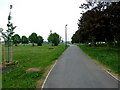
11 33 44 46
11 32 62 46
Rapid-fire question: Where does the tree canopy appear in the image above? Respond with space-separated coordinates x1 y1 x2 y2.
37 36 44 46
12 34 21 46
29 33 38 46
72 2 120 47
0 5 16 46
71 30 80 44
21 35 29 45
48 33 61 46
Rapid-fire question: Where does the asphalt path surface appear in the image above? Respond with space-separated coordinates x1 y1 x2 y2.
43 45 119 88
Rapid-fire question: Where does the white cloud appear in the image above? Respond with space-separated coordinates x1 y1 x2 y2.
0 0 86 41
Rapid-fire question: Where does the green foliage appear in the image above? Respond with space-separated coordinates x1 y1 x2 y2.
37 36 44 46
78 44 120 75
2 44 67 88
21 35 29 45
12 34 21 46
72 2 120 47
48 33 61 46
29 33 38 46
71 30 80 44
0 5 16 45
0 5 16 63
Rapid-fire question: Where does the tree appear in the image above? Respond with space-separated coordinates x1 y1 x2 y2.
0 5 16 45
21 35 28 45
48 33 61 46
29 33 38 46
0 5 16 63
71 30 80 44
37 36 44 46
76 2 120 47
104 2 120 46
12 34 21 46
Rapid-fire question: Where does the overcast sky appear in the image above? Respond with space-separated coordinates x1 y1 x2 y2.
0 0 86 41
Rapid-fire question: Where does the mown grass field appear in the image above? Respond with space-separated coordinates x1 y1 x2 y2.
78 44 120 76
2 44 67 88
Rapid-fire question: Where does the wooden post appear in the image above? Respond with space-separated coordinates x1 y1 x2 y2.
4 46 6 63
10 44 12 62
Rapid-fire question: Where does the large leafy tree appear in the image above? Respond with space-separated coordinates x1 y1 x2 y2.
78 2 110 46
73 1 120 47
21 35 28 45
29 33 38 46
104 2 120 45
48 33 61 46
37 36 44 46
71 30 80 44
12 34 21 46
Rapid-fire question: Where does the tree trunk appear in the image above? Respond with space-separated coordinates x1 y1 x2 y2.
37 43 42 46
105 38 111 47
15 44 17 46
113 36 116 47
106 41 112 47
7 44 10 63
32 43 34 46
91 40 95 47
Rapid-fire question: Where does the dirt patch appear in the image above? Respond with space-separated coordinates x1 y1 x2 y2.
0 64 6 68
1 62 13 67
1 62 15 72
26 67 40 72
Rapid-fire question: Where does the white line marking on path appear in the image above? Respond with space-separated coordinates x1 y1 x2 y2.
41 60 58 90
104 69 120 81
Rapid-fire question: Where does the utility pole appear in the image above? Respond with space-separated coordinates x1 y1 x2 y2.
50 30 52 46
65 24 67 47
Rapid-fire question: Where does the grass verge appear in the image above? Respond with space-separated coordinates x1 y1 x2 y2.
78 44 120 76
2 44 67 88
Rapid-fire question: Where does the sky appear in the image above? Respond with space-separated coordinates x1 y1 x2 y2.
0 0 86 41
